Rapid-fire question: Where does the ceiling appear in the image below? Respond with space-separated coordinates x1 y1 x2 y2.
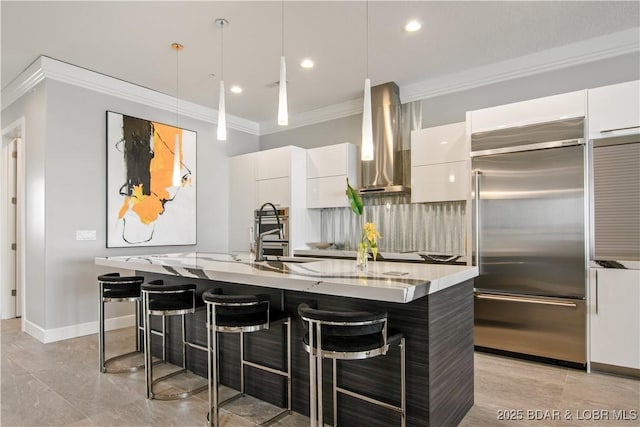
2 1 639 129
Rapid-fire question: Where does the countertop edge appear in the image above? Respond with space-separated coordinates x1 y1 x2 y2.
95 253 478 303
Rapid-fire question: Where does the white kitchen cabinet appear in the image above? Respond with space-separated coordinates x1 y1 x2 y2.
255 146 291 180
306 143 358 208
588 80 640 139
412 160 469 203
229 153 256 252
307 143 358 179
307 176 350 209
256 177 290 208
231 145 320 251
410 122 469 203
469 90 586 133
411 122 467 166
589 267 640 370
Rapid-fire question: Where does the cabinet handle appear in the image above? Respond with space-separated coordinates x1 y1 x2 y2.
476 293 578 307
595 269 598 315
600 125 640 133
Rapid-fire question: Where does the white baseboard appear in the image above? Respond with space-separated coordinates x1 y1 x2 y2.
23 315 135 344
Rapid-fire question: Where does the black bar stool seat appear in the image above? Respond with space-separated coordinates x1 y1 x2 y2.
142 281 208 400
98 273 145 373
203 290 292 427
298 302 406 427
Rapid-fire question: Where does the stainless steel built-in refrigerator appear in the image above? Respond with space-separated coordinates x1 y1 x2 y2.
471 118 586 365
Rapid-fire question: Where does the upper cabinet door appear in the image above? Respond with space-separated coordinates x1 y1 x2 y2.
256 146 292 180
588 80 640 139
256 177 291 208
411 122 467 166
469 90 586 134
307 143 358 179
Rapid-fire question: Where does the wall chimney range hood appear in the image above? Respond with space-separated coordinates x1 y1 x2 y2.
359 82 418 195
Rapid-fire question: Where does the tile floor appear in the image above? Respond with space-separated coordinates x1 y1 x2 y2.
1 318 638 426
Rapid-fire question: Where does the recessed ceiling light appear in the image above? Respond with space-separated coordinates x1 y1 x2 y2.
300 58 314 69
230 85 243 94
404 20 422 32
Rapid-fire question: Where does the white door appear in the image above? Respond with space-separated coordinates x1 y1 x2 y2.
1 137 18 318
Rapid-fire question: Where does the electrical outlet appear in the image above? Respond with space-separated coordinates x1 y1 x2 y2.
76 230 96 241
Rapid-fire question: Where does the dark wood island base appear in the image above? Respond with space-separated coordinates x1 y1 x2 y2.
141 272 474 427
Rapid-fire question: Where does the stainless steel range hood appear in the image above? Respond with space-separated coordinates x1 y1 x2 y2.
359 82 419 195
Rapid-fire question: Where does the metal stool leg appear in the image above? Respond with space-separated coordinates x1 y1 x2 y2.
208 303 220 427
333 358 338 427
144 296 153 399
286 319 292 414
309 320 317 427
182 314 187 369
400 337 406 427
316 322 323 427
135 299 140 352
240 331 245 395
99 284 105 373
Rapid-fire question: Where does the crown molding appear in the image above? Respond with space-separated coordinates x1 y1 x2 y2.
259 97 363 135
1 56 260 135
1 59 46 110
400 28 640 103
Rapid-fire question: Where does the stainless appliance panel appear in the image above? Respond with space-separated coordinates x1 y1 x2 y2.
254 207 289 256
473 145 586 298
474 292 586 364
471 117 584 154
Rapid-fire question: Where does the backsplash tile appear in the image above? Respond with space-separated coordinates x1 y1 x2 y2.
320 197 466 255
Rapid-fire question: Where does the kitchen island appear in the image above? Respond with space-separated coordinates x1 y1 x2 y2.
95 252 478 426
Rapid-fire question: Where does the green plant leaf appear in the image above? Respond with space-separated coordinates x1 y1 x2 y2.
346 178 363 216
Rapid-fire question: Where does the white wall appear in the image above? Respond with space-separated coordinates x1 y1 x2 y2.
2 79 259 336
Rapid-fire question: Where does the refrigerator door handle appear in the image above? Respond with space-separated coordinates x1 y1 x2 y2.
473 170 482 271
476 293 578 308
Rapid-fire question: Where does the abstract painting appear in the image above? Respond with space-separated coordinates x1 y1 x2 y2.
106 111 196 247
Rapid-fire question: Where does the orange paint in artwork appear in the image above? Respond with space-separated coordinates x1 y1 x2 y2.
121 123 185 225
151 122 182 197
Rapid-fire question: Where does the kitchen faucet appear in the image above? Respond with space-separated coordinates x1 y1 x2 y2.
255 202 282 261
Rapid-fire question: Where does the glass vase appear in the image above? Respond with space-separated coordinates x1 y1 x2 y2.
356 243 368 273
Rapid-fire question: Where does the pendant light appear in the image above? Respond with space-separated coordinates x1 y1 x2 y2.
361 1 374 161
171 42 184 187
278 0 288 126
216 18 229 141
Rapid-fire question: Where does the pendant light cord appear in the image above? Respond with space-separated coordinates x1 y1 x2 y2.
366 0 369 79
220 22 224 81
282 0 285 56
175 46 179 126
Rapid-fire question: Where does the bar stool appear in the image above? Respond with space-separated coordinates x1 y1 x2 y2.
203 290 292 427
298 302 406 427
141 281 207 400
98 273 145 373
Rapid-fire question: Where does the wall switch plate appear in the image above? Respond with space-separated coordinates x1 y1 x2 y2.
76 230 96 241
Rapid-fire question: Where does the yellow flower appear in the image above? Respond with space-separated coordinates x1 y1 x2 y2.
363 222 381 244
360 222 382 261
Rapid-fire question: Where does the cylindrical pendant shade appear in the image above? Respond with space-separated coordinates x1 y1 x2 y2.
361 78 374 161
278 56 288 126
172 133 181 186
217 80 227 141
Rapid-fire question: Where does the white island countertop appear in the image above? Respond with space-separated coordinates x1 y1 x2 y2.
95 252 478 303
